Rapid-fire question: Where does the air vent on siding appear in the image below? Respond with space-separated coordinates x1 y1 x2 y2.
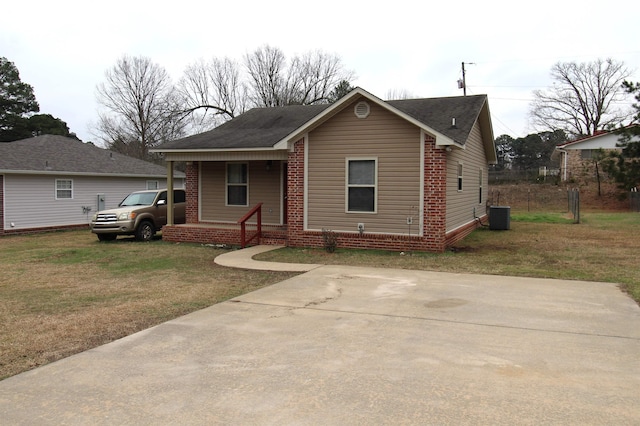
354 101 370 119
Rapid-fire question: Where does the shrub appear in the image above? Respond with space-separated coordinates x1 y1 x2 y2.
322 228 337 253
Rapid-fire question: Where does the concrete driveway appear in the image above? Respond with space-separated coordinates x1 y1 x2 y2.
1 264 639 424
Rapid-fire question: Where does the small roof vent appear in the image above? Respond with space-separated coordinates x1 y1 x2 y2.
354 101 370 119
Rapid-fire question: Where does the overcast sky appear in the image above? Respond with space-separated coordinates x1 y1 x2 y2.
2 0 638 144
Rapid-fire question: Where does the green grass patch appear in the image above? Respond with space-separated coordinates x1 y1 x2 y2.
511 212 574 223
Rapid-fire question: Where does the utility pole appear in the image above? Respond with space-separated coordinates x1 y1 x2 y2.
458 62 475 96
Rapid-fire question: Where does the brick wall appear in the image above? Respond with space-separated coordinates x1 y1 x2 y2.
0 175 3 235
185 162 199 223
286 139 306 247
162 224 286 246
422 135 447 252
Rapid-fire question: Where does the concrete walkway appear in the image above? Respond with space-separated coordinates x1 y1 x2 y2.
214 245 322 272
1 247 639 424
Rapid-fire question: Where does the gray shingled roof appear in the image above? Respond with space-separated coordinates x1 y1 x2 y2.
159 104 331 150
0 135 182 177
388 94 487 145
156 94 488 151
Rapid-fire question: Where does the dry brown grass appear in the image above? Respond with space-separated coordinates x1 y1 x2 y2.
0 232 295 379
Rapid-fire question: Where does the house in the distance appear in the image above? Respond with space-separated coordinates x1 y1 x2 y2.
153 88 496 252
0 135 184 235
556 127 639 182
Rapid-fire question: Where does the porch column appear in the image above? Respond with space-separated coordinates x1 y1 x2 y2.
166 160 174 226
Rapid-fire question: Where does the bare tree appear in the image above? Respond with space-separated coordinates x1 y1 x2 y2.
177 46 354 132
385 88 416 100
179 57 248 132
95 55 185 161
244 45 289 107
530 58 633 138
244 45 354 107
287 50 354 104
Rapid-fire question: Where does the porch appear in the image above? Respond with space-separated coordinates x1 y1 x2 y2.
161 222 288 247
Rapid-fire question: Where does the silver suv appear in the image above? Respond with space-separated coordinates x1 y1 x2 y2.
90 189 186 242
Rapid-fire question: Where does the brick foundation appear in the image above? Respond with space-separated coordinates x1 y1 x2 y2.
162 224 287 247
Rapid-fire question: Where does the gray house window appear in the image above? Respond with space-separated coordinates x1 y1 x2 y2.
346 158 377 213
581 149 593 159
146 180 159 190
55 179 73 199
226 163 248 206
457 163 463 192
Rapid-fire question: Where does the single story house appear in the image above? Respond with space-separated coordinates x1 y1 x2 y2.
152 87 496 252
556 128 639 181
0 135 185 235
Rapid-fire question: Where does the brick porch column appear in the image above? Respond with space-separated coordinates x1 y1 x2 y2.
185 162 199 224
286 139 305 246
423 136 447 252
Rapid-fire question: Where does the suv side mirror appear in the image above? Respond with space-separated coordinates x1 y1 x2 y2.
157 199 166 206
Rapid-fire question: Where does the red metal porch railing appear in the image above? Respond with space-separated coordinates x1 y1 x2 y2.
237 202 263 248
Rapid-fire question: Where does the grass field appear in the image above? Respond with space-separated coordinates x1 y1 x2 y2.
0 232 295 380
1 211 638 379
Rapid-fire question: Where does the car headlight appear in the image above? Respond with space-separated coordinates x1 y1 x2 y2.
118 212 137 220
91 213 97 221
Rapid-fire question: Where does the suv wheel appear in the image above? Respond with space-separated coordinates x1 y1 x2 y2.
97 233 117 242
135 221 155 242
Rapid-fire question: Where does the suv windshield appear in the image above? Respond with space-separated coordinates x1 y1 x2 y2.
120 192 157 207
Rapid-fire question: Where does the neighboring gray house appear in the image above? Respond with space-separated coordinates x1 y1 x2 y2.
0 135 185 235
152 88 496 252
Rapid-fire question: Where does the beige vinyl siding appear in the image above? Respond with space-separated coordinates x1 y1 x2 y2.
200 161 282 225
307 98 421 234
3 174 182 230
446 122 488 231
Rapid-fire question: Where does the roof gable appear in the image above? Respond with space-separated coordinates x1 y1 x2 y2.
0 135 180 177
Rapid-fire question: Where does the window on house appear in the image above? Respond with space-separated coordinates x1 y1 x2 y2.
581 149 593 159
55 179 73 199
457 163 463 192
146 180 159 190
347 159 376 213
478 168 483 204
227 163 248 206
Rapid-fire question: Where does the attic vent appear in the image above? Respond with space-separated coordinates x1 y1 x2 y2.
354 101 370 119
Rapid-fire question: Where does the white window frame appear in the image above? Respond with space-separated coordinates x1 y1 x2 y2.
345 157 378 214
226 162 249 207
146 180 159 190
55 179 73 200
457 162 463 192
